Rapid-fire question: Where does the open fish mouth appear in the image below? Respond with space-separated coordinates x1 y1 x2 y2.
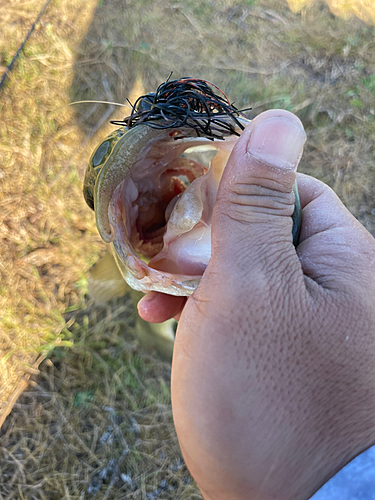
84 77 301 296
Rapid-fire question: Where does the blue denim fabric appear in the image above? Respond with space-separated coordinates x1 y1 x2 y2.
311 445 375 499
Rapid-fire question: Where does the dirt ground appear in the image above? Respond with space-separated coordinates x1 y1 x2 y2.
1 0 375 498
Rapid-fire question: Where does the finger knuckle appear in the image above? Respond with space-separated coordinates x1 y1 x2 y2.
218 183 295 226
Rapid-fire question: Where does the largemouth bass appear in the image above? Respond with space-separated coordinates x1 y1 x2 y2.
84 77 301 297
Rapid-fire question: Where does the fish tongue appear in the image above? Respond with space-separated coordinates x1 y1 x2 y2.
148 166 218 275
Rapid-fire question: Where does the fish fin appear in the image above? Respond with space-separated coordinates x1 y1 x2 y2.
89 248 176 361
88 248 129 304
135 316 175 362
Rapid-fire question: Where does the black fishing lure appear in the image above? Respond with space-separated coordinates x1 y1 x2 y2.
111 76 251 140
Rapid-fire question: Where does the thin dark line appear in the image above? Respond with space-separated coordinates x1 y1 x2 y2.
0 0 53 91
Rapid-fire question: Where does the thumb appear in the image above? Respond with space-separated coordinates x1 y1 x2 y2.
210 109 306 280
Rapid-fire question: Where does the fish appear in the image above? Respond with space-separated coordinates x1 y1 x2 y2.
83 77 301 297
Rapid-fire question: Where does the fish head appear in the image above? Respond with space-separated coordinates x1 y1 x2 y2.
83 78 301 296
85 124 244 296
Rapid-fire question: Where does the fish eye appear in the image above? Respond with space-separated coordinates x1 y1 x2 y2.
92 140 110 167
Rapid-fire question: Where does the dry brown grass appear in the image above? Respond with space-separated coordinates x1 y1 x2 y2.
1 0 375 497
0 299 199 499
288 0 375 24
0 0 101 424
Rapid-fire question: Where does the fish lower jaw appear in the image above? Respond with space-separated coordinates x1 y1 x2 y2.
111 242 200 296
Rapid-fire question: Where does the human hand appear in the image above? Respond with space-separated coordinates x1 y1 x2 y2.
138 110 375 500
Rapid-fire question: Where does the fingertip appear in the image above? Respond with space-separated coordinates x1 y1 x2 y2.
252 109 304 128
138 292 186 323
137 291 158 320
235 109 306 171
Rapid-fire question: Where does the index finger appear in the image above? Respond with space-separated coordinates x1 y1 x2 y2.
137 291 187 323
296 173 375 288
297 173 361 242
